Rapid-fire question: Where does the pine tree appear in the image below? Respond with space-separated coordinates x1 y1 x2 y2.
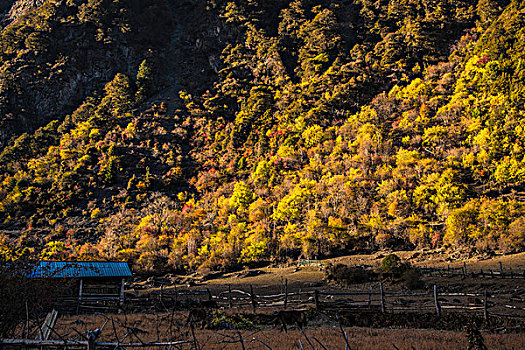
135 59 154 104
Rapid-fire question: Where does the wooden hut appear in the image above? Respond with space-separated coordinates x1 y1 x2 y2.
31 261 132 313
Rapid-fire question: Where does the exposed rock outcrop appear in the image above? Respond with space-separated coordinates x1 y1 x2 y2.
6 0 45 23
0 0 174 145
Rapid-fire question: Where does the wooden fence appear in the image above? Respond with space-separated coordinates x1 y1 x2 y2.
50 261 525 315
2 285 524 349
134 282 525 321
417 262 525 279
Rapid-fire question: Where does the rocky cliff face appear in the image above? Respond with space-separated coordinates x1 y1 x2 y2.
0 35 137 144
0 0 174 145
0 0 239 146
6 0 44 23
0 1 15 24
3 0 88 24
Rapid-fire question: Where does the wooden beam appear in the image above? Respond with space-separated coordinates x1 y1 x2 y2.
484 291 489 320
368 286 372 309
250 285 257 312
77 279 83 314
0 339 191 347
380 283 385 314
284 279 288 309
434 285 441 317
36 309 58 341
119 278 125 312
228 284 232 308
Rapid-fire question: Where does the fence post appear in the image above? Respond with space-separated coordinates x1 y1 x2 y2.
284 279 288 309
368 286 373 309
490 269 494 278
463 262 467 277
499 262 503 277
250 285 257 312
25 301 29 338
77 279 83 315
190 322 199 350
207 288 212 301
380 283 385 314
87 331 96 350
484 291 489 321
433 285 441 317
228 284 232 309
314 290 320 311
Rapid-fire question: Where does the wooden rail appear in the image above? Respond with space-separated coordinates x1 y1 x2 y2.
0 338 192 348
417 264 525 279
49 262 525 316
123 281 525 321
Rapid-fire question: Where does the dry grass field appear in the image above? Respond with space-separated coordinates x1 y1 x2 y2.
53 312 525 349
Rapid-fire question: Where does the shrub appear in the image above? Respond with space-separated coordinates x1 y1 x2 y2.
40 241 70 260
208 310 255 330
381 253 415 279
325 263 370 285
381 254 402 274
90 207 102 219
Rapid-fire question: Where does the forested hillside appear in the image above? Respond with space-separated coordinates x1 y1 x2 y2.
0 0 523 273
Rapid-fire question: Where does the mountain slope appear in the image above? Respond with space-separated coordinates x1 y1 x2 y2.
0 0 523 272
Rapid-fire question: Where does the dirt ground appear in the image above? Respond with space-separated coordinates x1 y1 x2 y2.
139 251 523 289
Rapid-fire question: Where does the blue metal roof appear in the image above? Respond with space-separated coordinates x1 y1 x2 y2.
30 261 132 278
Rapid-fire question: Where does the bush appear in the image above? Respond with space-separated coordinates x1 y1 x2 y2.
208 310 255 330
90 207 102 219
381 254 402 274
325 263 370 285
381 253 415 280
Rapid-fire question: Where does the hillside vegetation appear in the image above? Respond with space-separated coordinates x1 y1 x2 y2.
0 0 524 273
